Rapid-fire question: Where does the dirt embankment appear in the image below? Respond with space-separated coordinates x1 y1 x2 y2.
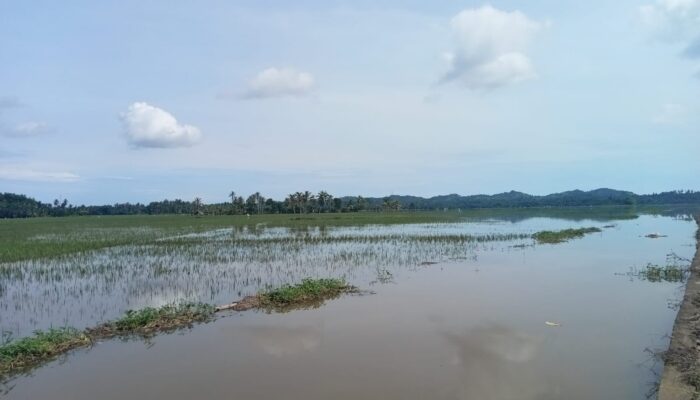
659 216 700 400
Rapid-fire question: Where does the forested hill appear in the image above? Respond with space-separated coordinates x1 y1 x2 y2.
352 188 700 210
1 189 699 218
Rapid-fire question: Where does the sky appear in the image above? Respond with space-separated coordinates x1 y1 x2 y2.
0 0 698 204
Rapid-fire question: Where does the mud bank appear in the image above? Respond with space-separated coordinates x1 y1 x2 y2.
659 216 700 400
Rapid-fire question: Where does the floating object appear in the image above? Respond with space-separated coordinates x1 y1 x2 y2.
645 233 668 239
545 321 561 327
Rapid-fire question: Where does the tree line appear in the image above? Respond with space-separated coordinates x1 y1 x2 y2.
1 188 699 218
0 191 378 218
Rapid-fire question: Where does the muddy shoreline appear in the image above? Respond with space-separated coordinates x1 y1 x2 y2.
659 215 700 400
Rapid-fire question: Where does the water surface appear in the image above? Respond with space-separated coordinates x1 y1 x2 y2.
1 212 696 399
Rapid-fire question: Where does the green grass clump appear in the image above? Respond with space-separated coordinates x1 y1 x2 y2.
532 227 602 244
0 328 90 377
259 278 355 308
91 303 216 337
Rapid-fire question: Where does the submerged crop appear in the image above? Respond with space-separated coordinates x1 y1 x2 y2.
0 328 90 378
0 278 357 381
532 227 602 244
259 278 356 309
0 222 533 337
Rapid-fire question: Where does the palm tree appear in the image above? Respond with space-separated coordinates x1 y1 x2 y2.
193 197 203 215
247 192 265 214
229 191 236 214
285 194 295 213
317 190 330 212
293 191 304 213
302 191 314 213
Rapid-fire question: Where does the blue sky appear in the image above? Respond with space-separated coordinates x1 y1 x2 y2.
0 0 698 204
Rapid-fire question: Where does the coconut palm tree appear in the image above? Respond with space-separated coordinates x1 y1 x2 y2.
229 191 236 214
317 190 330 212
193 197 203 215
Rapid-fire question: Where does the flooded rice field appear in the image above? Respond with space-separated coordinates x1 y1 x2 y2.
1 210 697 399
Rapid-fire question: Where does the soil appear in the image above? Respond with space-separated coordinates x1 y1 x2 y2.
659 216 700 400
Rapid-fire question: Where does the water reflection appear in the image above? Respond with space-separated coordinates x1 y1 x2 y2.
444 325 556 400
0 211 695 399
243 324 322 357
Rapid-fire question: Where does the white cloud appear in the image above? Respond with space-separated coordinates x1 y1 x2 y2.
120 102 202 148
0 166 80 182
640 0 700 57
243 67 315 99
442 5 544 90
652 103 686 124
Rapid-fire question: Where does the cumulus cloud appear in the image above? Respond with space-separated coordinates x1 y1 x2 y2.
652 103 687 124
640 0 700 59
0 166 79 182
120 102 202 148
242 67 315 99
442 5 544 90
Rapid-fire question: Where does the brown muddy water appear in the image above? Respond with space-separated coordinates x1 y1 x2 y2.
1 214 697 399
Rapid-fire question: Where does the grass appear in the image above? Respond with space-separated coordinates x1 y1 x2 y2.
259 278 356 309
0 328 90 378
532 227 602 244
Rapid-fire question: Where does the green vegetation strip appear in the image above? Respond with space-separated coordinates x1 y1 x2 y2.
0 278 355 380
532 227 602 244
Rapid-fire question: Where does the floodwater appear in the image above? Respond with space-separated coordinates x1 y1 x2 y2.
1 212 697 399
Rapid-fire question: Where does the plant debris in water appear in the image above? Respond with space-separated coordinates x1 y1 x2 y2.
623 253 691 283
645 233 668 239
637 264 688 283
532 227 602 244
